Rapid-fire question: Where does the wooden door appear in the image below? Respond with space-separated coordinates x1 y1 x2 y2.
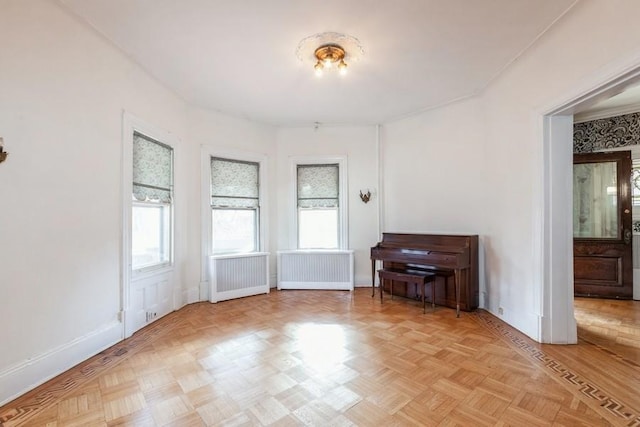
573 151 633 299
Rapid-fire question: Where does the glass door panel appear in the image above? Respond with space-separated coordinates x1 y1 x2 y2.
573 161 618 239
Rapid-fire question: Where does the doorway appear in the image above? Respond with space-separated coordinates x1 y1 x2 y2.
542 65 640 344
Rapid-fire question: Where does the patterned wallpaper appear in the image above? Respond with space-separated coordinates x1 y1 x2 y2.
573 112 640 153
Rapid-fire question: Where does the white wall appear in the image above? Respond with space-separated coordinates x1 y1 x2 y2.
381 98 487 306
186 107 277 292
0 0 190 403
479 0 640 340
5 0 640 406
382 98 485 233
276 126 379 285
380 1 640 341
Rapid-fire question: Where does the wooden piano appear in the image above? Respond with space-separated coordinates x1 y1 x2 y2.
371 233 479 315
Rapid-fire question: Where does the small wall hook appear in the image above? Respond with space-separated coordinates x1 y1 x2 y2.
359 189 371 203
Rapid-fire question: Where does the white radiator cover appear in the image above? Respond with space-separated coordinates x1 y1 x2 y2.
277 250 354 290
209 252 270 303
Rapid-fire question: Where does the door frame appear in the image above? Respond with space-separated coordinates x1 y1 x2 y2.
540 58 640 343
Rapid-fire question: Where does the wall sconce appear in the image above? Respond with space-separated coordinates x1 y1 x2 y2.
0 137 7 163
359 190 371 203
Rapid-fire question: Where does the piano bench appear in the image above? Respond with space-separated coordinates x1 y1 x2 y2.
377 268 437 313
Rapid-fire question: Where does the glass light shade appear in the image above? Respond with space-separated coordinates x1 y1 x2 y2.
314 62 323 77
338 60 347 75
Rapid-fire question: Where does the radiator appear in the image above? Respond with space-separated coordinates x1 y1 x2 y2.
277 250 354 290
209 252 269 303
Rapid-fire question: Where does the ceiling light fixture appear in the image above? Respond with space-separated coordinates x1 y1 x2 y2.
313 44 347 77
296 32 364 78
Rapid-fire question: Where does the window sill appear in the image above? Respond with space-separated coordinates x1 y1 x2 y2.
132 263 173 280
210 252 269 260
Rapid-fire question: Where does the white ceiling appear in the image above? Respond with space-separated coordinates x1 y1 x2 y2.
60 0 576 126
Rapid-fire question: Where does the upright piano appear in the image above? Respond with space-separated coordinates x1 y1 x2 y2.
371 233 479 313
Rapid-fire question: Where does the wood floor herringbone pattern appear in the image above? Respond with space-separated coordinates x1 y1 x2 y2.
1 290 638 426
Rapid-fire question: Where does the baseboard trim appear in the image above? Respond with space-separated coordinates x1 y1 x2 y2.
185 286 199 304
0 321 122 406
355 274 372 287
354 283 372 288
499 309 542 343
199 281 209 301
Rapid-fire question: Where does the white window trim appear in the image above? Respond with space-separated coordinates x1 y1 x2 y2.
123 115 177 280
289 155 348 250
200 146 269 294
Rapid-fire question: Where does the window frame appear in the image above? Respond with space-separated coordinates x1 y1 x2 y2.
122 113 177 282
290 156 348 250
131 200 172 270
210 156 261 255
201 148 268 267
131 132 174 273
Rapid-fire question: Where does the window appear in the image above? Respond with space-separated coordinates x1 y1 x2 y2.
633 158 640 207
297 164 340 249
132 132 173 270
210 157 260 254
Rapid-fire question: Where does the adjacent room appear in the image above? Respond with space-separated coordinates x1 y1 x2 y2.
1 0 639 425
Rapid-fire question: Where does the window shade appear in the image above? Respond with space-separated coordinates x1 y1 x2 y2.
132 132 173 203
297 164 339 208
211 157 259 208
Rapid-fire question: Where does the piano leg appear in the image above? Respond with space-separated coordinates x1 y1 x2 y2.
371 260 376 297
454 269 461 318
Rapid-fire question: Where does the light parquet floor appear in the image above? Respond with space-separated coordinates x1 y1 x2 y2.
574 297 640 365
1 289 639 426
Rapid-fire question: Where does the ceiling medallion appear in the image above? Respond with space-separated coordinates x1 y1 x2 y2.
296 32 364 77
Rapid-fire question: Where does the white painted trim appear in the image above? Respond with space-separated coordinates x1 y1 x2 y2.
536 51 640 343
199 281 209 301
539 115 577 344
200 146 269 302
355 274 371 287
183 287 200 305
288 155 349 250
122 111 179 338
542 52 640 117
355 282 373 288
0 321 121 406
574 102 640 123
210 251 270 260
